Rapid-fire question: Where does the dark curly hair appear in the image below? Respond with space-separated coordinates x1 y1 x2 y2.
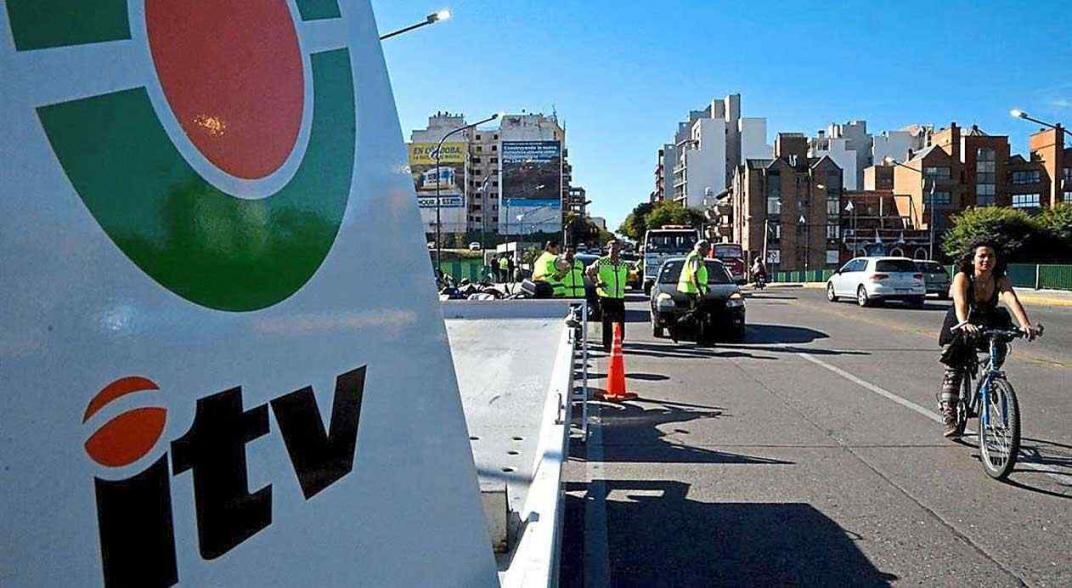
956 240 1007 278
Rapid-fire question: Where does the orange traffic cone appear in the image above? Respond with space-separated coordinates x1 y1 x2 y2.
596 323 637 402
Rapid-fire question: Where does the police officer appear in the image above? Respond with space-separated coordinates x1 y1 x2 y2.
497 254 510 283
532 240 561 297
586 239 630 349
679 240 711 300
556 247 587 298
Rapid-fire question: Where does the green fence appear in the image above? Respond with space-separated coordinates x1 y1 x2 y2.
772 264 1072 291
436 259 490 282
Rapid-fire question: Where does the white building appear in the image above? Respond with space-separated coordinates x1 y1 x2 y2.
667 94 772 208
809 121 871 191
872 125 932 166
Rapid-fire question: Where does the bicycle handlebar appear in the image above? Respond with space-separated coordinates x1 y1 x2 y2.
951 321 1045 340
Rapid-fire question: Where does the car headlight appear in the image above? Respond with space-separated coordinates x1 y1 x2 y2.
726 292 745 308
656 292 675 310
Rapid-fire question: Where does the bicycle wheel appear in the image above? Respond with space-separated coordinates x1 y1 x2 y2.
979 377 1020 479
953 370 971 437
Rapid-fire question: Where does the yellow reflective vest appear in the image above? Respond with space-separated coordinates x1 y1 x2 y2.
594 256 629 299
678 250 708 295
555 260 586 298
532 251 558 283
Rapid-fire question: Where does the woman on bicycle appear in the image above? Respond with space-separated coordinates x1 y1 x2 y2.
938 241 1040 437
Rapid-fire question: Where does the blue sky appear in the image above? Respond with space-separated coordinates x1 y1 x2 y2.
373 0 1072 230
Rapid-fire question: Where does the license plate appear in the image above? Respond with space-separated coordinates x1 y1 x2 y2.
896 288 911 293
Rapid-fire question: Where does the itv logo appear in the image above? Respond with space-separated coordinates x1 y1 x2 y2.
83 368 367 587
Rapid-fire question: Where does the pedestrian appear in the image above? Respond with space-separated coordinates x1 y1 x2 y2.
497 254 510 283
506 255 516 284
586 239 630 349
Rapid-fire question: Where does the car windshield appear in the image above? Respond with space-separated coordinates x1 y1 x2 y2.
876 259 918 273
646 233 697 253
914 261 946 274
713 244 743 259
658 260 733 284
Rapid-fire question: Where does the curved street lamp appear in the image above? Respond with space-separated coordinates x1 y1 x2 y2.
380 10 452 41
1009 109 1071 138
431 113 500 268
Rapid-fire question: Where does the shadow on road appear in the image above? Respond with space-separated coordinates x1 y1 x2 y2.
621 342 778 361
953 435 1072 499
746 323 829 344
559 479 899 587
579 399 792 465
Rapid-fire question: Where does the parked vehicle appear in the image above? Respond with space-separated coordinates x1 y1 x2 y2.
649 257 746 343
914 260 951 299
641 226 699 295
826 257 926 307
468 241 482 251
713 243 747 284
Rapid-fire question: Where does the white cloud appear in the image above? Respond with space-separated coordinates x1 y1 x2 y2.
1051 98 1072 109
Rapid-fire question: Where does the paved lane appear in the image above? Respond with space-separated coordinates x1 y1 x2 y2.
561 289 1071 587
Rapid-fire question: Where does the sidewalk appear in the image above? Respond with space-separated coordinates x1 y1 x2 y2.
754 283 1072 307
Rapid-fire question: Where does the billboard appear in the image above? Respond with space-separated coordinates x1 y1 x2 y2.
501 141 562 235
408 142 467 234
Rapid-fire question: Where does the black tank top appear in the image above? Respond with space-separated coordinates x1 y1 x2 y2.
938 272 1005 346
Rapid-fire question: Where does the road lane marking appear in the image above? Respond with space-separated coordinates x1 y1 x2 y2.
799 352 1072 488
584 382 611 587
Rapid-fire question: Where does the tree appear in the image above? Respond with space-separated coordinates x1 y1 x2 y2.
1039 203 1072 261
941 206 1044 262
644 200 705 231
618 202 653 240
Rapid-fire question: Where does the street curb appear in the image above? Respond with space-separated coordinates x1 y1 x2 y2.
762 283 1072 306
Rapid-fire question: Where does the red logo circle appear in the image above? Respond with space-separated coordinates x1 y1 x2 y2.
146 0 305 179
84 377 167 468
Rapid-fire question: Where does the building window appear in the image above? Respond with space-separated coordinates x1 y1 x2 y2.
492 145 498 152
766 173 781 215
475 146 483 153
927 191 952 207
825 225 840 239
471 157 482 164
1012 193 1041 209
924 166 951 181
826 198 839 216
976 148 996 206
767 223 781 243
826 250 840 265
491 157 499 164
1012 170 1041 184
473 169 482 176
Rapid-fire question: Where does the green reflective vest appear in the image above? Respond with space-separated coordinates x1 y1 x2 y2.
678 250 708 295
498 257 509 271
594 256 629 299
555 261 586 298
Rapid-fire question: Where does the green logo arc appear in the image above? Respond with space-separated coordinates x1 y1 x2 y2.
37 49 355 312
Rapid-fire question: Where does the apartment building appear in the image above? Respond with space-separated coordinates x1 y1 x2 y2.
651 144 677 202
658 94 772 209
1028 126 1071 207
730 133 844 272
808 121 870 190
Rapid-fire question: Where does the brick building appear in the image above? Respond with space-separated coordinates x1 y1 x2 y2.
1027 126 1070 207
730 134 844 272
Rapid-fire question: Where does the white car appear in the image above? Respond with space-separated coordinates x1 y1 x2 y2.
826 257 926 307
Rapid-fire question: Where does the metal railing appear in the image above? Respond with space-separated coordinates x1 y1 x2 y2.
768 264 1072 291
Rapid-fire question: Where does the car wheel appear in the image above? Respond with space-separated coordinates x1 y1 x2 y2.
909 296 925 308
856 285 870 307
643 283 652 296
826 283 838 302
652 316 665 338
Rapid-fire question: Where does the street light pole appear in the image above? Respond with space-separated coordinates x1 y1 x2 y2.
1010 109 1072 138
884 156 934 259
379 10 451 40
432 113 500 271
799 215 809 274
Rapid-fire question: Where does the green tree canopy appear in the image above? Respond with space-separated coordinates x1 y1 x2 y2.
618 201 653 240
941 206 1044 262
618 200 703 240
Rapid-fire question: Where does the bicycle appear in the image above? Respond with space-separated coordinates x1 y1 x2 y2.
949 323 1044 479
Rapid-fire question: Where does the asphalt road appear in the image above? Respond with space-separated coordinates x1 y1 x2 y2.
561 288 1071 587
